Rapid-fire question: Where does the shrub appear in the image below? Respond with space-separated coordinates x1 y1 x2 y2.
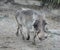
37 0 60 8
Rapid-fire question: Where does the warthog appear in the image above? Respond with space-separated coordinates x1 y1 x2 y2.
15 8 48 44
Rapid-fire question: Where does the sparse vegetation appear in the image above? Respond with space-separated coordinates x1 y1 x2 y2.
37 0 60 8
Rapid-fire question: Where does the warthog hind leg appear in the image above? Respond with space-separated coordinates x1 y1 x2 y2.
16 25 20 36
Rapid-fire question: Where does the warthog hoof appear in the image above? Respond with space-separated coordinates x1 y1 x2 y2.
26 35 30 40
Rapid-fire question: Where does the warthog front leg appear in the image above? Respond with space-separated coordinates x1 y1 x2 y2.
26 29 30 40
20 28 25 40
20 26 30 40
32 30 40 45
16 25 20 36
